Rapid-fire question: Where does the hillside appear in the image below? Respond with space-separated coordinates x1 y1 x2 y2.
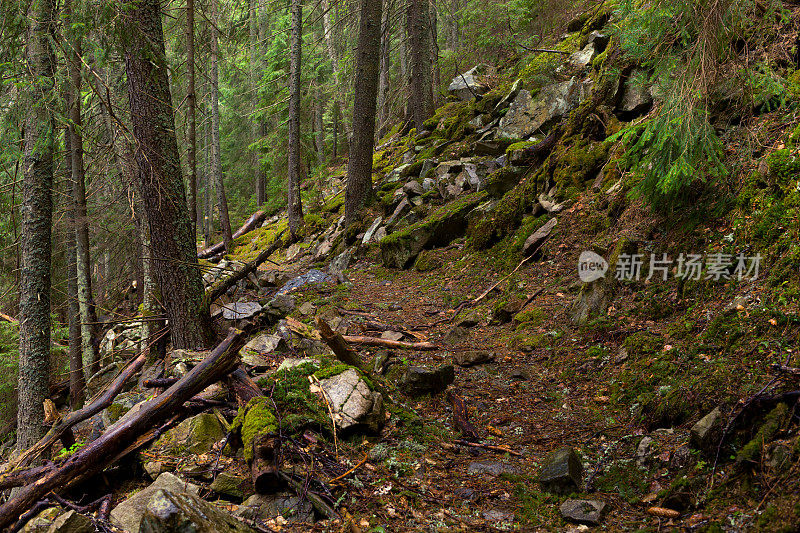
4 1 800 531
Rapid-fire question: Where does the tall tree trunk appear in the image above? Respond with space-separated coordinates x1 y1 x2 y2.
65 0 99 379
322 0 348 141
121 0 214 349
377 0 392 137
64 125 84 410
18 0 56 449
205 104 213 245
287 0 304 239
314 80 326 165
210 0 233 251
344 0 382 226
430 1 441 108
187 0 198 236
407 0 434 131
250 0 265 206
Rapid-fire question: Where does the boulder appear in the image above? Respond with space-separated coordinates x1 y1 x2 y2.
21 507 61 533
403 181 424 197
316 368 384 432
275 269 332 297
690 407 723 450
494 79 523 112
398 365 455 396
222 302 262 320
568 44 597 70
236 493 314 524
497 78 593 139
152 413 225 456
560 499 607 525
264 294 297 319
110 473 200 533
101 391 147 428
45 510 93 533
618 69 653 115
210 472 253 500
453 350 495 367
448 64 493 101
139 489 255 533
522 218 558 256
362 216 384 244
539 447 582 494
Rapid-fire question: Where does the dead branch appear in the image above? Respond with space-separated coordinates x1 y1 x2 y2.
329 453 368 484
142 377 179 389
454 439 523 457
0 312 17 324
341 335 438 351
227 367 264 406
0 329 247 530
198 210 268 259
316 318 366 370
204 229 287 304
278 470 340 520
446 389 480 441
7 351 147 471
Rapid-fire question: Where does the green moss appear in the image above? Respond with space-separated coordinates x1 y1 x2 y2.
622 332 663 356
231 397 277 461
519 32 582 85
551 138 611 189
230 220 288 262
595 461 649 504
505 141 536 157
312 364 350 380
413 250 443 272
322 192 344 213
513 307 545 328
736 402 789 464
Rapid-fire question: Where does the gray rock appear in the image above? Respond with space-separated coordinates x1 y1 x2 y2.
448 64 493 100
636 436 654 467
539 447 582 494
236 493 314 524
385 198 411 228
101 392 147 428
298 302 315 316
240 333 284 367
454 309 482 328
467 460 519 476
210 472 252 500
497 78 592 139
560 499 607 525
483 509 515 522
362 216 384 244
380 330 404 342
618 69 653 115
45 510 93 533
275 269 332 297
494 79 523 112
265 295 296 319
691 407 722 449
586 30 609 52
317 368 384 432
222 302 262 320
139 489 254 533
444 325 470 344
277 357 317 372
522 218 557 256
568 44 597 70
453 350 494 367
152 413 225 456
538 193 564 213
110 473 200 533
21 507 61 532
328 250 353 282
398 365 455 397
403 180 424 196
373 350 391 374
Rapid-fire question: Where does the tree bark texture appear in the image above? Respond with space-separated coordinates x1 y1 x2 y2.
210 0 233 252
287 0 304 239
187 0 198 236
18 0 56 450
121 0 214 349
344 0 382 226
407 0 434 131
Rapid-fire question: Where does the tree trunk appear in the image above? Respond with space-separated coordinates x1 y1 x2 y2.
344 0 382 226
65 2 99 379
322 0 348 142
287 0 304 240
187 0 198 236
430 1 441 108
250 0 265 207
407 0 434 131
314 80 326 165
121 0 214 350
377 0 392 137
18 0 56 449
63 125 84 411
210 0 233 252
205 104 213 245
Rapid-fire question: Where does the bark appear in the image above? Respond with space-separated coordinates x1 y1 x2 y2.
210 0 233 252
287 0 304 239
204 104 213 245
344 0 382 226
63 125 84 410
341 335 437 350
250 0 265 206
187 0 198 235
0 331 247 530
407 0 434 131
316 318 366 371
17 0 56 450
430 1 441 108
65 1 99 379
321 0 348 141
121 0 214 349
377 0 392 137
314 80 326 165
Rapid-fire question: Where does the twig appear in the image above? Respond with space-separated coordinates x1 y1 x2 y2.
278 471 341 520
329 453 369 484
454 439 523 457
341 336 437 350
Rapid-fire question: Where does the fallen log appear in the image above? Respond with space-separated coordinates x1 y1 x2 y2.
227 367 264 406
341 335 438 351
446 389 479 441
316 318 366 370
0 329 247 530
198 210 268 258
204 229 287 305
6 351 147 471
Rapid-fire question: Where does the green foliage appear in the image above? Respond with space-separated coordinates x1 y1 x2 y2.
0 322 18 435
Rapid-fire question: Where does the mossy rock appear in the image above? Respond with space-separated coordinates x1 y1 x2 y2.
154 413 226 456
379 192 486 268
231 397 277 462
736 402 789 465
513 306 545 329
414 250 443 272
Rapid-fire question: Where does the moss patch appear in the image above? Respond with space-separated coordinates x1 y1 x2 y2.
231 397 277 461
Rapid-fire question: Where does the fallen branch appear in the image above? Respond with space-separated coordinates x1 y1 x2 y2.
330 453 369 484
227 367 264 406
772 364 800 377
447 389 480 441
0 329 248 530
198 210 268 258
204 229 286 305
341 335 438 351
316 318 366 370
142 377 179 389
0 311 17 324
454 439 523 457
278 470 340 521
7 351 147 471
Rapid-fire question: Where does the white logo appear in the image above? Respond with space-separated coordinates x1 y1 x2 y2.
578 251 608 282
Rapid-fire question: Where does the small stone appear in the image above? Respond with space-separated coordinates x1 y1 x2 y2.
373 350 391 374
317 368 384 432
690 407 722 449
539 447 583 494
636 436 654 467
277 357 316 372
444 326 470 344
362 216 384 244
398 365 455 397
298 301 316 316
467 460 519 476
453 350 494 367
522 218 558 256
560 499 607 525
403 180 424 196
380 330 404 342
483 509 515 522
265 295 296 319
237 493 314 523
210 472 252 500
